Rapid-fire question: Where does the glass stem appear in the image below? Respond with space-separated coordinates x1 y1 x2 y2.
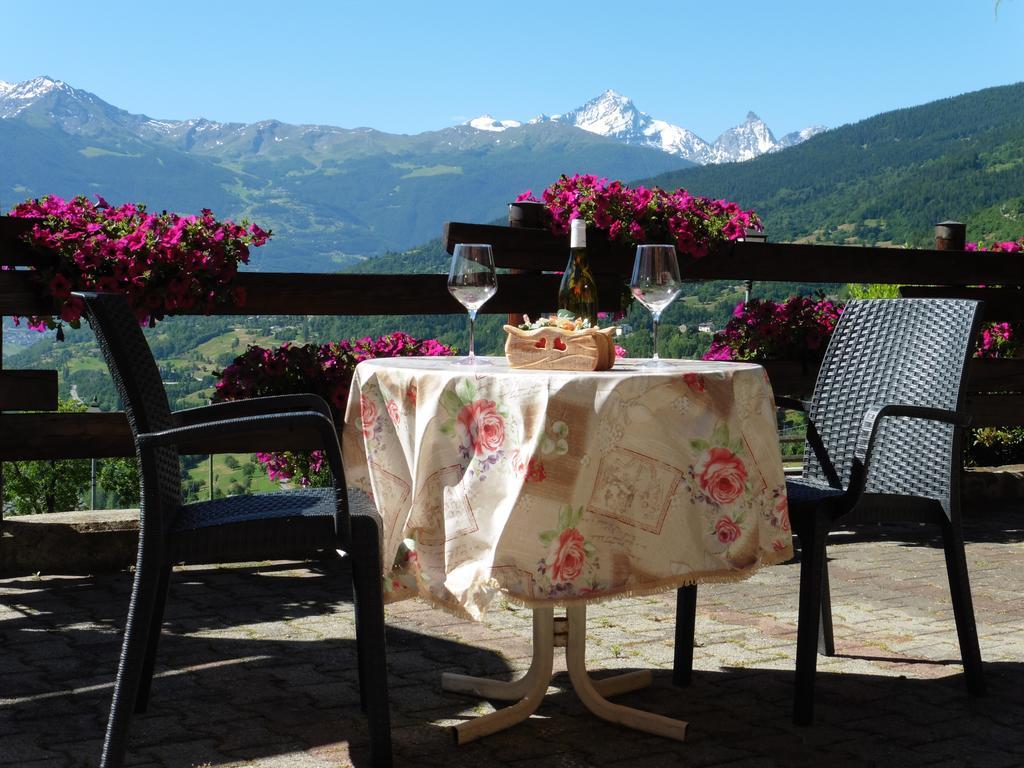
468 309 478 360
651 311 661 361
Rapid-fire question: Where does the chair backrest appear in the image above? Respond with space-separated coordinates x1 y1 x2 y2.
77 292 182 529
804 298 981 514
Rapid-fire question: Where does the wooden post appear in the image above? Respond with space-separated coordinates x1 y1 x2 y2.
506 202 547 326
935 220 966 251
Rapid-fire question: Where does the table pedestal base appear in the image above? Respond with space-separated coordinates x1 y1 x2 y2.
441 605 688 744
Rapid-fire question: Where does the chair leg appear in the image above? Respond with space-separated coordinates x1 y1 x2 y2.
350 514 393 768
940 517 985 696
672 585 698 686
793 515 829 726
134 563 172 713
819 558 836 656
99 553 162 768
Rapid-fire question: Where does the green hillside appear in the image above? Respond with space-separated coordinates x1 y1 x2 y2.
1 114 690 272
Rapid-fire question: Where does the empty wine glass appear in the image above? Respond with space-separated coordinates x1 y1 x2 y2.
630 244 682 367
448 243 497 365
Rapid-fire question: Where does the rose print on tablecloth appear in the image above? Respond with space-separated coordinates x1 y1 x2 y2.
359 394 380 439
512 450 547 482
386 398 401 426
689 422 749 507
769 492 790 532
682 372 706 393
440 377 513 479
457 399 505 456
536 504 600 597
696 447 748 505
686 421 755 552
714 515 742 544
383 537 424 603
550 528 587 582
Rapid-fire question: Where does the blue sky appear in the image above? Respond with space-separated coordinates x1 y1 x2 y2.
1 1 1021 140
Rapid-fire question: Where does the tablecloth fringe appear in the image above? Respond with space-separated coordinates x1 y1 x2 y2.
395 545 795 619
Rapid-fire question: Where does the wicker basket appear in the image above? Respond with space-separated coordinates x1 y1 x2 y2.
503 325 617 371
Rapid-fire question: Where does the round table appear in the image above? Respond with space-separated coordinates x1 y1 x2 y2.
342 356 793 742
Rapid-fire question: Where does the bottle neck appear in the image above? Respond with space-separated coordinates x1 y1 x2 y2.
568 247 589 270
570 222 586 249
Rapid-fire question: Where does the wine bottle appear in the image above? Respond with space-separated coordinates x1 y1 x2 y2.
558 218 598 325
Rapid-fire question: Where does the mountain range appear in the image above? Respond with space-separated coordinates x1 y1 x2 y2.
467 90 825 165
0 77 820 271
645 80 1024 249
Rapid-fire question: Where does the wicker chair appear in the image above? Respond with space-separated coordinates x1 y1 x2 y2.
673 298 986 725
77 292 392 768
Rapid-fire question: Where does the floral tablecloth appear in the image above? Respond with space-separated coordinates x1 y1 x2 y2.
342 356 792 620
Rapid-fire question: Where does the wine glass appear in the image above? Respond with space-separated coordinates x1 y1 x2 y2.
448 243 497 365
630 244 682 367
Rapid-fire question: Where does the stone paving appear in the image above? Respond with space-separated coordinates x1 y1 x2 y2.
2 508 1022 768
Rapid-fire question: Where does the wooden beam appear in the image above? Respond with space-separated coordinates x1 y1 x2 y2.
965 394 1024 427
0 271 624 317
0 413 135 460
0 370 58 411
0 411 374 460
444 222 1024 284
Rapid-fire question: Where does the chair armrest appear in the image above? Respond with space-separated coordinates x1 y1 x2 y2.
850 403 970 494
140 411 339 455
142 410 354 543
777 396 843 488
174 394 333 427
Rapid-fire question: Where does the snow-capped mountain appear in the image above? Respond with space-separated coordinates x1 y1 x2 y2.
468 90 826 165
778 124 828 149
0 76 689 270
710 111 778 163
549 90 717 164
1 77 823 168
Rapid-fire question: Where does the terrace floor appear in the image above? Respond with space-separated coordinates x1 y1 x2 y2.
2 508 1023 768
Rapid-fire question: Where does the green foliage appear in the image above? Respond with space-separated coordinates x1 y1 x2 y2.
96 458 140 507
846 284 901 300
967 427 1024 467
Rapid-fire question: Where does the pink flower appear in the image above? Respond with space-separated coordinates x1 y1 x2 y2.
49 273 72 299
549 528 587 583
696 447 748 505
360 394 378 438
714 516 742 544
456 399 505 456
518 174 756 261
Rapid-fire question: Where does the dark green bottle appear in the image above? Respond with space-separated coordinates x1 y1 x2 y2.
558 218 598 325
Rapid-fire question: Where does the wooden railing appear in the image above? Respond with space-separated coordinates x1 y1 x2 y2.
2 216 1023 471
